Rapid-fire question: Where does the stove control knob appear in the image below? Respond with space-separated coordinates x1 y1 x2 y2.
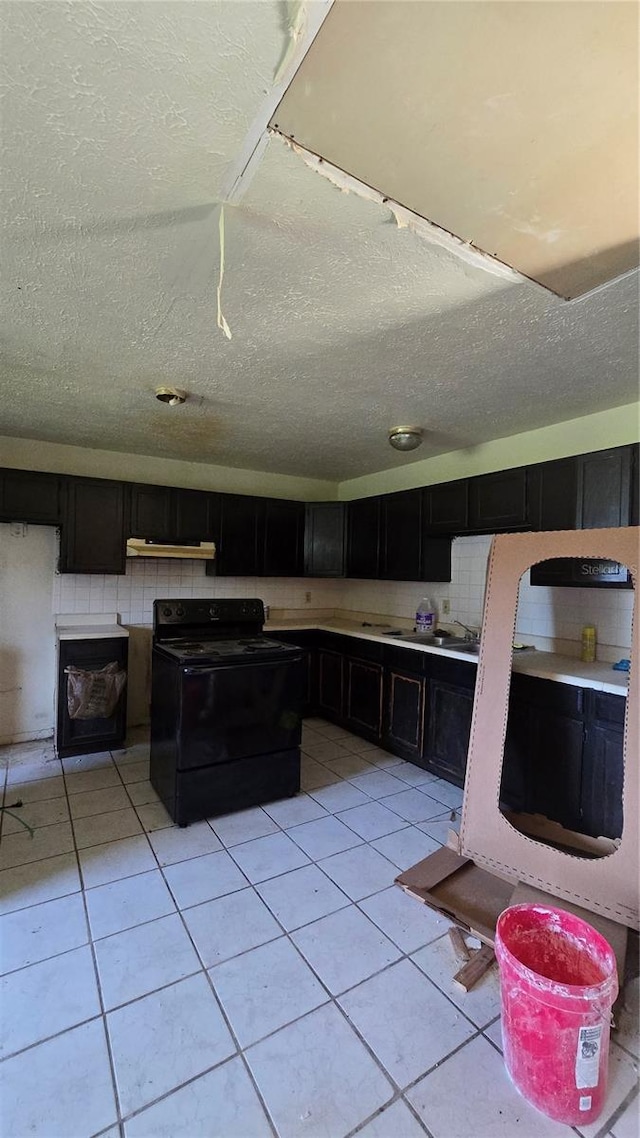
175 605 185 618
162 607 173 618
209 605 219 618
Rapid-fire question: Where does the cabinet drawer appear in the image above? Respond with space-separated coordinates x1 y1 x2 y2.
383 644 428 674
511 674 583 717
590 690 626 729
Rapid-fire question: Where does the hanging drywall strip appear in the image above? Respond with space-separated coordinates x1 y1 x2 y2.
216 206 232 340
218 1 335 207
270 130 533 287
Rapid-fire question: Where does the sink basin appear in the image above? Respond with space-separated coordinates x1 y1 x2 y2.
395 633 477 651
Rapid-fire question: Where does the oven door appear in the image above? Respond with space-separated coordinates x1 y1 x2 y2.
177 655 303 770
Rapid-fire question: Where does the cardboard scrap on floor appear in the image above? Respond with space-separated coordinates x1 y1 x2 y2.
395 845 628 988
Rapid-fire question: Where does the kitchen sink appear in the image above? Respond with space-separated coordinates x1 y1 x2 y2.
395 633 479 652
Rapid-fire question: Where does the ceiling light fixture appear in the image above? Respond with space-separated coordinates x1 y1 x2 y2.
155 387 187 406
388 425 423 452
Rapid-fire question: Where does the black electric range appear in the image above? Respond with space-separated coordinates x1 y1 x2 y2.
150 598 303 825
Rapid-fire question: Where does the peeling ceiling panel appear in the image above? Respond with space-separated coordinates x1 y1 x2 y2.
272 0 640 298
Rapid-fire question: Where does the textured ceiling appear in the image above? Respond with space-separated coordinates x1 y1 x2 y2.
1 1 638 481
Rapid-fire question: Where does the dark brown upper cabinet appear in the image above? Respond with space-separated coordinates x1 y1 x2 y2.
129 484 214 542
527 457 579 531
304 502 346 577
262 499 305 577
577 446 633 529
211 495 304 577
468 467 528 532
529 445 636 587
422 479 469 534
211 494 262 576
380 490 422 580
0 468 63 526
59 478 128 575
346 496 381 579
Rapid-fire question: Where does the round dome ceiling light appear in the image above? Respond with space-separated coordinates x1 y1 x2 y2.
388 425 424 452
155 387 187 406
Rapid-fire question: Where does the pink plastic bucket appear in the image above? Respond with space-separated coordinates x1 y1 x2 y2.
495 904 618 1126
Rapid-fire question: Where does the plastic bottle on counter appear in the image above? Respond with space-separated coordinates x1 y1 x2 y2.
581 625 597 663
415 596 436 635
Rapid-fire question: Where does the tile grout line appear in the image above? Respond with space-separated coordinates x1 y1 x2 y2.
60 752 125 1136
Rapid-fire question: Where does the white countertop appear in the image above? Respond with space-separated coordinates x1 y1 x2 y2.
265 619 629 697
55 614 130 641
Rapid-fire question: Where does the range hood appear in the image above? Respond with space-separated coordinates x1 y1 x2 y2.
126 538 215 560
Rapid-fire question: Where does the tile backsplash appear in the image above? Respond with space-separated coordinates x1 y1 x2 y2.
51 534 634 655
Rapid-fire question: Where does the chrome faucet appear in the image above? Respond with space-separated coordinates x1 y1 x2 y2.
452 620 480 642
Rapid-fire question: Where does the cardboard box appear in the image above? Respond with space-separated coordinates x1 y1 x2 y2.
459 527 638 929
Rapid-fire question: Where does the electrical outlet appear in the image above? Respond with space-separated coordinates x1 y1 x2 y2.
305 591 311 603
441 598 451 616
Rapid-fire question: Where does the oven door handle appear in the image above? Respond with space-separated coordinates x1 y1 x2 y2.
181 657 302 676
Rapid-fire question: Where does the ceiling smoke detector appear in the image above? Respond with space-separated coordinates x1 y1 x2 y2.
388 426 423 452
155 387 187 406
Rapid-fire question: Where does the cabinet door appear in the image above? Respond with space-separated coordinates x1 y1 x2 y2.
527 458 578 531
317 650 344 720
345 658 383 740
216 494 262 576
578 446 633 529
526 709 584 832
0 469 63 525
304 502 346 577
422 480 469 534
425 678 474 785
468 468 528 532
346 497 381 578
175 490 213 541
60 479 127 574
501 682 531 813
129 484 173 540
581 723 624 840
381 490 421 580
57 637 128 757
263 500 304 577
383 669 425 761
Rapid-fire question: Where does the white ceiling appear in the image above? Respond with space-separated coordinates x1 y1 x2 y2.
1 1 638 482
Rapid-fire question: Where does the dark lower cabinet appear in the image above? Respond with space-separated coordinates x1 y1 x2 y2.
424 674 475 785
581 691 625 840
345 658 383 741
291 629 626 843
60 478 128 574
0 468 63 525
383 668 425 760
317 650 344 719
56 636 128 758
502 676 626 841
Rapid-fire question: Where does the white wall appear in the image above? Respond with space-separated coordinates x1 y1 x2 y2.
0 523 57 743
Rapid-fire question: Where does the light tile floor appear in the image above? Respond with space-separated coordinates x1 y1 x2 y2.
0 721 637 1138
